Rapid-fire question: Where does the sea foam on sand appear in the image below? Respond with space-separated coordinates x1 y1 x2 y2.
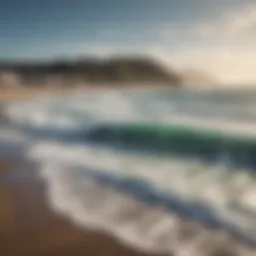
33 161 254 256
3 89 256 255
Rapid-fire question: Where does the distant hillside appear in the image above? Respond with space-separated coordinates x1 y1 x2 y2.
0 57 181 87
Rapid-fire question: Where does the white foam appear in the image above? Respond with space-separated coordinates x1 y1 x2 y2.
5 89 256 137
27 141 256 241
4 88 256 253
37 164 253 255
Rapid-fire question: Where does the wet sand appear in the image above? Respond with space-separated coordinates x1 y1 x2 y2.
1 158 256 256
0 158 151 256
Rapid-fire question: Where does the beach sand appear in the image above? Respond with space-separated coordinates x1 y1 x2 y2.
0 158 151 256
0 85 169 256
1 86 255 256
0 84 171 102
0 86 97 102
1 157 255 256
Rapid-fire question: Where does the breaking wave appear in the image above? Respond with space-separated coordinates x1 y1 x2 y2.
3 88 256 255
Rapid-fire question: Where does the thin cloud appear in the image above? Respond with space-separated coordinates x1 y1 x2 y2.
155 3 256 84
195 4 256 43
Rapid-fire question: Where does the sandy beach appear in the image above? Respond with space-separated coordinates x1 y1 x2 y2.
0 86 158 255
0 157 152 256
1 156 255 256
1 86 256 256
0 85 172 102
2 0 256 254
0 86 102 102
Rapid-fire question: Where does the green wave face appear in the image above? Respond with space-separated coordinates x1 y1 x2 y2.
86 121 256 237
87 122 256 170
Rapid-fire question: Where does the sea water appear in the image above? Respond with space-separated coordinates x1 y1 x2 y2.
2 88 256 255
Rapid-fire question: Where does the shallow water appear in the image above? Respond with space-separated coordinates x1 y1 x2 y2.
2 88 256 255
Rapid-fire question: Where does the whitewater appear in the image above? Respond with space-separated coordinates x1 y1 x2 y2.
2 88 256 255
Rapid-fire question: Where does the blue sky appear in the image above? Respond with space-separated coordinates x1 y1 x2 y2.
1 0 256 83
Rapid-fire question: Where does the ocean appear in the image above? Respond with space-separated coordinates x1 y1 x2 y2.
2 87 256 255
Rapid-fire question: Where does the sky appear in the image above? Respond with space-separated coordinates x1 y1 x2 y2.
0 0 256 84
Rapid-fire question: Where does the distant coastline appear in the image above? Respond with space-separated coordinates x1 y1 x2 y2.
0 56 218 90
0 57 180 87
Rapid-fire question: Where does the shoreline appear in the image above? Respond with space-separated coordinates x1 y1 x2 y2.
0 84 177 102
1 86 256 255
0 157 150 256
1 157 255 256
